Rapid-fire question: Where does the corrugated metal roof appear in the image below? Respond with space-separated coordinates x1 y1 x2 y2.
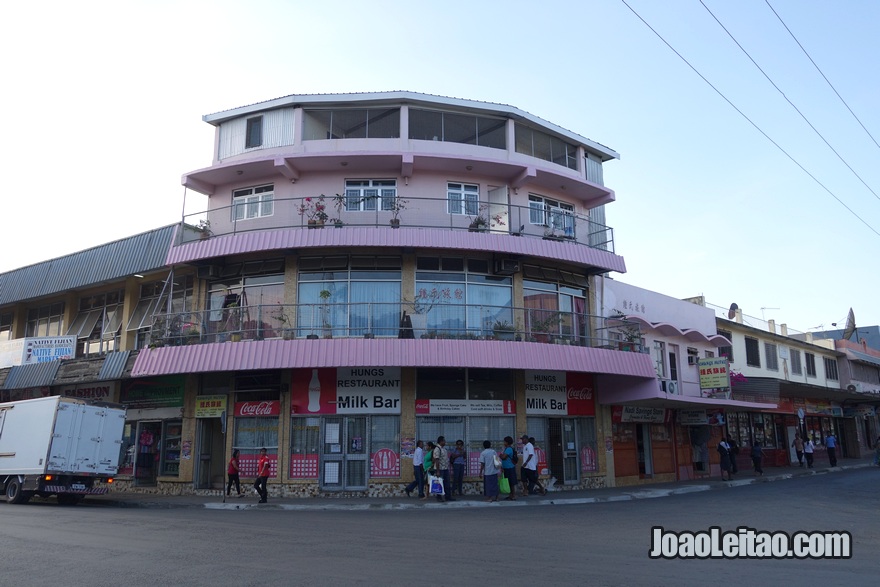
2 361 61 389
0 225 177 305
166 227 627 274
98 351 132 380
131 339 657 378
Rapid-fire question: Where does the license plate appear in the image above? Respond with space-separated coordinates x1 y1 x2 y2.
71 483 86 490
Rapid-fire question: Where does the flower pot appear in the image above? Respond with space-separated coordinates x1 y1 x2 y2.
390 218 400 229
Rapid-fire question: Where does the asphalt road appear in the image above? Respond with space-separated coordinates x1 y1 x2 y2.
2 468 877 586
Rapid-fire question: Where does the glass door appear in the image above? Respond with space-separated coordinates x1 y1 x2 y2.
320 416 368 491
561 418 579 483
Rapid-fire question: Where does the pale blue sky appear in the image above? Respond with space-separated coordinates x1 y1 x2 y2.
2 0 877 333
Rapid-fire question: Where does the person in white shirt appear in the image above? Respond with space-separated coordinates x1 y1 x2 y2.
520 434 545 496
405 440 425 498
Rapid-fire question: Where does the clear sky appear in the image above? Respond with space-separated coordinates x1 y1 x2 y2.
2 0 877 334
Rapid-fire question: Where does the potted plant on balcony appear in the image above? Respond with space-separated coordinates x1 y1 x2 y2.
468 204 506 233
388 195 408 228
319 289 333 338
529 311 561 344
491 319 516 341
298 195 329 228
197 219 212 240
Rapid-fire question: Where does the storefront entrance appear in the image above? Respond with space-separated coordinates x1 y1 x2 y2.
195 418 225 489
134 421 161 486
320 416 368 491
547 418 580 484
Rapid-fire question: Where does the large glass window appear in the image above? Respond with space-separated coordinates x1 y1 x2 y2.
289 417 320 479
26 302 64 337
417 415 515 476
528 194 575 237
344 179 396 212
67 291 123 356
207 260 285 341
522 274 587 344
233 184 274 221
370 416 400 478
415 258 512 337
409 108 505 149
303 108 400 140
245 116 263 149
298 256 402 338
129 275 195 348
745 337 761 367
515 123 578 170
0 312 12 341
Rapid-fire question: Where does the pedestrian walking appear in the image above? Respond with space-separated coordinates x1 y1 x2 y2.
450 439 466 496
792 433 804 467
717 437 733 480
500 436 518 500
750 441 764 476
804 436 815 469
254 447 271 503
478 440 500 502
226 449 242 497
520 434 544 496
433 436 454 502
825 430 838 467
727 435 740 475
405 440 425 498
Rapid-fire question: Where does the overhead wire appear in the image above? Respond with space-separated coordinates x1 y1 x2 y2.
765 0 880 153
700 0 880 203
618 0 880 238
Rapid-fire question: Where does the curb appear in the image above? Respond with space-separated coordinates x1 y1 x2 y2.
90 462 875 511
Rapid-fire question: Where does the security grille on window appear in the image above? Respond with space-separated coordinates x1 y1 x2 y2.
823 357 839 380
344 180 396 211
717 330 733 362
790 349 802 375
745 337 761 367
765 343 779 371
233 184 274 220
805 352 817 377
447 183 479 216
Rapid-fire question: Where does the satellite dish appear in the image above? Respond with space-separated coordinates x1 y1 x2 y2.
727 303 739 320
842 308 856 341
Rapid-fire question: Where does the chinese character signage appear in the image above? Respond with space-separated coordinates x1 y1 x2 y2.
698 357 730 389
195 395 228 418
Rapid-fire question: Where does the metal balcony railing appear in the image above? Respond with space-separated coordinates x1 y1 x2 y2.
181 196 614 253
147 302 642 350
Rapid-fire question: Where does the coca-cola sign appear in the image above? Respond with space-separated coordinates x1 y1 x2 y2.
524 370 594 416
234 400 281 417
567 386 593 401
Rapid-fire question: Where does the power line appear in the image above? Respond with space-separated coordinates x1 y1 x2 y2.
699 0 880 203
765 0 880 153
618 0 880 238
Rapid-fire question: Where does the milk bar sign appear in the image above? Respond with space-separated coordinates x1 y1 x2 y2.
524 370 595 416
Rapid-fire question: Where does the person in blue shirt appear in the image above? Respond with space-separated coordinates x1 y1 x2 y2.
500 436 518 501
825 431 838 467
750 441 764 476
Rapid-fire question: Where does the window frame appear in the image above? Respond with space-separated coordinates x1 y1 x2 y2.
447 182 479 216
823 357 839 381
245 116 263 149
764 342 779 371
805 352 817 378
744 336 761 367
233 184 274 221
344 179 396 212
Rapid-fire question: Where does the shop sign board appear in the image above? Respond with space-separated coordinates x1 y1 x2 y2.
612 405 669 423
524 370 595 416
57 383 116 401
415 399 516 414
120 375 185 409
234 400 281 417
290 368 401 415
843 405 876 417
678 409 726 426
0 336 77 368
195 395 228 418
698 357 730 389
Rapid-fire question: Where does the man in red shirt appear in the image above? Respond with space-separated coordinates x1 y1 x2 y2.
254 448 271 503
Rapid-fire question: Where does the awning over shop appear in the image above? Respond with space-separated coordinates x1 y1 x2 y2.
595 374 776 411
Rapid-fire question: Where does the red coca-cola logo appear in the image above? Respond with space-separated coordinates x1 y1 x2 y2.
235 400 280 417
567 386 593 400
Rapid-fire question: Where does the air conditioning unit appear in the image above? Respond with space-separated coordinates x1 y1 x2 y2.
687 355 698 366
197 265 220 279
659 379 679 394
493 259 520 275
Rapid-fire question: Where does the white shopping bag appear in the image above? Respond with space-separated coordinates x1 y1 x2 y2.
428 474 444 495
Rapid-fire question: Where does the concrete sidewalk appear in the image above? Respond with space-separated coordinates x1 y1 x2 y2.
83 458 877 511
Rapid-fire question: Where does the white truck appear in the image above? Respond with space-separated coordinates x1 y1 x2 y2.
0 396 126 505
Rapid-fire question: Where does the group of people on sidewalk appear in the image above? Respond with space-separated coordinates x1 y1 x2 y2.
718 431 843 481
404 434 548 502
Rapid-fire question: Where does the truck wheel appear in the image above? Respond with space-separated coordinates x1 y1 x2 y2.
6 478 30 504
